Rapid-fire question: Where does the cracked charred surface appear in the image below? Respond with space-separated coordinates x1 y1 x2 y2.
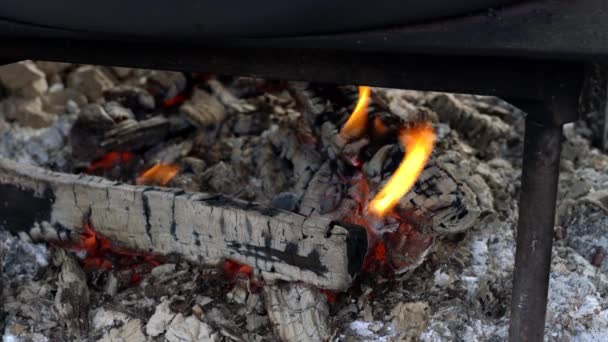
0 157 364 291
265 283 330 342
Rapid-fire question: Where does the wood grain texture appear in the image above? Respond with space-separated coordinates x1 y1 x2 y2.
265 283 330 342
0 158 367 290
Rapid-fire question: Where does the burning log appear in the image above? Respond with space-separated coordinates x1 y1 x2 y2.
0 157 367 290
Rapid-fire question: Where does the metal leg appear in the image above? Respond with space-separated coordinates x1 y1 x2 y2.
509 112 563 342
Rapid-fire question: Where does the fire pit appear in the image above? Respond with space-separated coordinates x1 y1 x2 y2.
1 63 607 341
0 1 607 341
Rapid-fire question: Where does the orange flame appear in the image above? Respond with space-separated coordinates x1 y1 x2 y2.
340 86 371 139
368 123 436 217
136 163 180 186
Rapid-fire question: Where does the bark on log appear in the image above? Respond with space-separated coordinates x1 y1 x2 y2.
0 158 367 290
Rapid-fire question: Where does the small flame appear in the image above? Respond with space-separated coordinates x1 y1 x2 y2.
86 151 133 174
368 123 436 217
340 86 371 139
136 163 180 186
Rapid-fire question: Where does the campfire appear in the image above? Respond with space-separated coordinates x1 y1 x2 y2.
1 61 607 341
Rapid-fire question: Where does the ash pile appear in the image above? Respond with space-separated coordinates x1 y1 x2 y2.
0 61 607 341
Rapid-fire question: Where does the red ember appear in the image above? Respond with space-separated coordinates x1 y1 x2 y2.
72 223 164 280
320 289 338 303
372 116 390 138
86 151 133 174
161 93 188 108
223 259 253 282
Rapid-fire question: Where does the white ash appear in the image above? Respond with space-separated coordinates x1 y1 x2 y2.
348 320 395 341
563 197 608 273
391 301 431 341
92 308 130 332
0 230 49 280
0 114 75 169
420 219 608 341
98 318 146 342
145 300 176 337
165 314 218 342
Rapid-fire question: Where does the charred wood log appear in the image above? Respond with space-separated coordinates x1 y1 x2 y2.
398 160 481 235
70 103 173 161
302 157 481 236
54 249 90 335
180 88 227 127
99 116 170 152
0 158 367 290
426 93 512 151
207 78 256 114
265 283 330 342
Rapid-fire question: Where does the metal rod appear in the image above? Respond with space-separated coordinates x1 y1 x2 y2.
509 114 563 342
603 78 608 152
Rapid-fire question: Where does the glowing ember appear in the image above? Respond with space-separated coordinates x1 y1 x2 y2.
373 116 390 137
368 123 436 217
362 241 388 273
223 259 253 281
161 93 188 108
320 289 338 303
136 163 180 186
74 223 163 277
86 151 133 174
340 86 371 139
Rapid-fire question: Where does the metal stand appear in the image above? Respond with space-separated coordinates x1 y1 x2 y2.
0 32 587 341
509 106 565 341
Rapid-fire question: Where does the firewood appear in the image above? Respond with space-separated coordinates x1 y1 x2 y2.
426 93 512 150
301 157 481 236
266 126 323 198
397 160 481 235
371 88 438 125
70 104 173 161
0 158 367 290
100 116 170 151
287 82 326 128
207 78 256 114
180 88 226 127
299 162 343 218
265 283 330 342
54 249 90 335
